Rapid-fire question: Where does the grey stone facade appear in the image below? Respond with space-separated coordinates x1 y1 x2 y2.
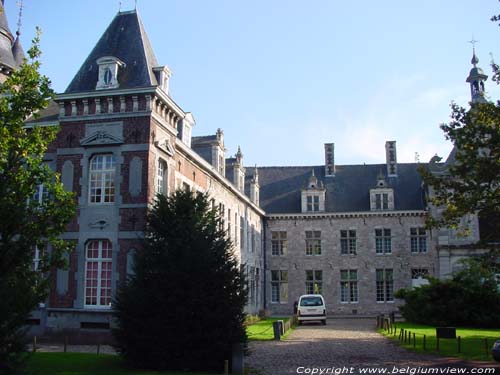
264 212 437 316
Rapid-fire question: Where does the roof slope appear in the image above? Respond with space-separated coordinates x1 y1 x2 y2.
247 163 426 214
65 10 159 93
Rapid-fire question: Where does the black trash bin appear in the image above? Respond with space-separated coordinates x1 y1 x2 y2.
293 301 298 315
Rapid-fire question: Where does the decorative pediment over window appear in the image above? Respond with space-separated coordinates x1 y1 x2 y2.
155 138 175 156
80 131 124 146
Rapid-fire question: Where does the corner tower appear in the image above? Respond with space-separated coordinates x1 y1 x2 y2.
0 0 24 80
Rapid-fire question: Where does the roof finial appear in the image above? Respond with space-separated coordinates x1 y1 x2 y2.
135 0 137 10
469 36 479 66
16 0 23 36
118 0 122 12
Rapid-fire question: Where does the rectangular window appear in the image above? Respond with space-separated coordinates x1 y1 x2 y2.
271 270 288 303
375 228 392 254
234 213 238 246
313 196 319 211
305 231 322 255
89 154 116 204
240 216 244 250
375 193 389 210
340 269 358 303
376 269 394 302
33 245 41 271
85 240 113 307
305 270 323 294
156 160 166 195
340 230 357 255
410 227 427 253
271 231 287 256
306 195 320 212
251 225 255 252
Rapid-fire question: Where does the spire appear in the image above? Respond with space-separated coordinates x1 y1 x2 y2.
251 165 259 184
11 0 24 67
466 39 488 103
235 146 243 163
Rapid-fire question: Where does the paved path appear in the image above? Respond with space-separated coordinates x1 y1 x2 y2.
246 318 499 375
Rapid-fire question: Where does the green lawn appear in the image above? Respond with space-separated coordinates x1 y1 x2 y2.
380 322 500 361
27 352 219 375
246 317 292 341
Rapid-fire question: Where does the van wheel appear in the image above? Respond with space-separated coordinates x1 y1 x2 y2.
322 320 326 326
298 321 302 326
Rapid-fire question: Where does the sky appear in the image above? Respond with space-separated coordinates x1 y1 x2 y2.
5 0 500 167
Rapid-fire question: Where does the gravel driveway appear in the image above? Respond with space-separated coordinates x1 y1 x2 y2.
246 318 499 375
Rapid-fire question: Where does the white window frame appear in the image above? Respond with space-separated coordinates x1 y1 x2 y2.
375 228 392 254
305 270 323 294
89 154 116 204
156 159 167 196
410 227 427 253
84 240 113 308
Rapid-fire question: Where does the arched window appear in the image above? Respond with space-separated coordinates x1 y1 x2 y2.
156 159 167 195
84 240 113 308
89 154 116 203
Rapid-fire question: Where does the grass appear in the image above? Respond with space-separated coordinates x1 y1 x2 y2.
246 317 292 341
380 322 500 362
26 352 219 375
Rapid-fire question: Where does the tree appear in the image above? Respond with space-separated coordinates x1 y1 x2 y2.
113 190 247 372
395 255 500 327
420 101 500 246
0 30 76 374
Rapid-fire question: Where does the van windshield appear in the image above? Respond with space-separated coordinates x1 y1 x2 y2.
299 297 323 307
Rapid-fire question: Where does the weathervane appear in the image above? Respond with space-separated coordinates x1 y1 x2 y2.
468 36 479 51
119 1 122 12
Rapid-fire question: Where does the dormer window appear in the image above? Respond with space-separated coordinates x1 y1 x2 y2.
370 174 394 211
301 170 325 213
96 56 125 90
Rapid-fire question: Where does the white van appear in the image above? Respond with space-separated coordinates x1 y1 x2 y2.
296 294 326 325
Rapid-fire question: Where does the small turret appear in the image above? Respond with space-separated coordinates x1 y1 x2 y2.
466 44 488 103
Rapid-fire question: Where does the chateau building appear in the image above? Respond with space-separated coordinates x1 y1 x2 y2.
0 3 488 337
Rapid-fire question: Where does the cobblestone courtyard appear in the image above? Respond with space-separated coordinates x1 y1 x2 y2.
246 318 499 375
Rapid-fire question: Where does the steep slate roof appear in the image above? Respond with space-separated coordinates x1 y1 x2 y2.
65 10 159 93
246 163 426 214
0 1 18 69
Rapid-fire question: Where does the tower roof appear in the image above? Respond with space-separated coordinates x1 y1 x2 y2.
65 10 160 93
0 1 18 70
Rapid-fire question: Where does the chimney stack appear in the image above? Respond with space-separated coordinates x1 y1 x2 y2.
324 143 335 176
385 141 397 177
